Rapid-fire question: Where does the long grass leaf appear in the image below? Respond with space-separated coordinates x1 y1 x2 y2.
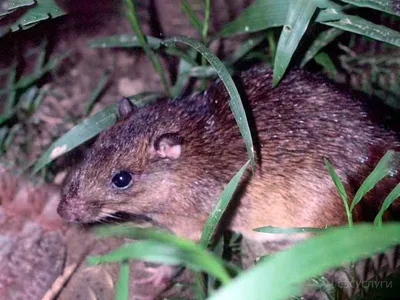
200 160 250 247
254 226 329 234
341 0 400 17
209 224 400 300
85 70 111 116
300 27 344 67
322 14 400 47
115 261 130 300
92 226 231 284
273 0 317 86
181 0 202 32
123 0 170 95
351 150 394 211
374 183 400 226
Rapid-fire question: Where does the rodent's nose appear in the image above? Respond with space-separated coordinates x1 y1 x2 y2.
57 201 79 222
57 199 94 223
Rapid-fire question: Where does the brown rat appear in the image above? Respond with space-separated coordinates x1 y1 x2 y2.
58 68 400 243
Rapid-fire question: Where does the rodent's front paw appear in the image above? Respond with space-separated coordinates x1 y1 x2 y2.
134 262 178 287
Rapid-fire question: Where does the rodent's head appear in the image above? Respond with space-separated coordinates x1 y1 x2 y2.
58 95 240 236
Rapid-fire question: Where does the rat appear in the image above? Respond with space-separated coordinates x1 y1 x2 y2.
58 68 400 244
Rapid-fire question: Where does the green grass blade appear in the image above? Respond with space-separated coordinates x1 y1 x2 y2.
0 111 16 126
200 160 250 247
225 34 266 65
350 150 394 211
8 0 35 10
15 51 69 90
164 47 198 65
124 0 170 95
187 66 218 78
273 0 317 86
89 34 163 49
128 92 162 107
92 226 231 284
85 69 111 115
10 0 66 31
171 58 193 97
341 0 400 17
315 1 345 22
115 261 130 300
88 240 184 266
214 0 292 38
374 183 400 226
32 104 117 173
0 127 9 153
300 27 344 67
209 224 400 300
90 34 198 65
324 158 353 226
322 14 400 47
314 52 337 78
163 36 255 168
254 226 329 234
180 0 202 32
34 38 48 75
201 0 211 43
193 272 207 300
5 60 17 112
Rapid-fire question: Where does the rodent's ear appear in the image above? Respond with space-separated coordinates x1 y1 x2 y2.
153 133 183 159
118 97 135 120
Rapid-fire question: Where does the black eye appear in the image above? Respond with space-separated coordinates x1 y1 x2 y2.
112 171 132 189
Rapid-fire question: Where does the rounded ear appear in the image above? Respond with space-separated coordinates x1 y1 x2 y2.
154 133 183 159
118 97 135 120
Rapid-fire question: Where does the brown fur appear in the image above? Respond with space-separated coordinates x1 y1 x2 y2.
58 68 400 242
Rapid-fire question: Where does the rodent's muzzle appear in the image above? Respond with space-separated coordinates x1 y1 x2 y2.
57 197 100 223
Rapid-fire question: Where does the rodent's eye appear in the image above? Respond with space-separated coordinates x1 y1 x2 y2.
112 171 133 189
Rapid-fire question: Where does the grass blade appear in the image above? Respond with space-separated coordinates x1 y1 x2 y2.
123 0 170 95
115 261 130 300
300 27 344 67
254 226 329 234
92 226 231 284
324 158 353 226
209 224 400 300
8 0 35 10
10 0 66 31
5 59 17 112
225 34 266 65
314 52 337 78
273 0 317 86
322 14 400 47
181 0 202 32
89 34 162 49
85 69 111 115
214 0 292 38
15 52 69 90
201 0 211 43
200 160 250 247
374 183 400 226
163 36 255 168
341 0 400 17
350 150 394 211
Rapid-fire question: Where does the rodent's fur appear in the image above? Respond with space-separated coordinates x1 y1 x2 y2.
58 68 400 242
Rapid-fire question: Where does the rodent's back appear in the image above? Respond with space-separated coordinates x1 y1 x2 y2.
224 69 399 235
